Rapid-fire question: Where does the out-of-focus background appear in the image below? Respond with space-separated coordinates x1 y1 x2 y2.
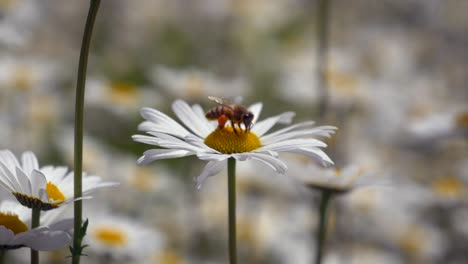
1 0 468 263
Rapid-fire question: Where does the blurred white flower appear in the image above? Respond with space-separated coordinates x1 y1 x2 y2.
405 109 468 146
86 77 163 115
0 150 119 211
149 66 248 100
287 157 378 194
85 213 165 262
133 99 336 188
0 200 72 251
278 48 365 109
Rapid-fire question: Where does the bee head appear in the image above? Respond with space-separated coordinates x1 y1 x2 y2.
243 112 254 130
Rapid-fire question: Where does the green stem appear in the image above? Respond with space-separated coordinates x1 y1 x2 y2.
315 190 332 264
73 1 100 264
316 0 331 122
0 250 5 264
30 207 40 264
227 158 237 264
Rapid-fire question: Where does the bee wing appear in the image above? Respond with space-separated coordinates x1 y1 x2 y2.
208 96 234 108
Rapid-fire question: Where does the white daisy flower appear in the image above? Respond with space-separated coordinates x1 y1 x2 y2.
0 200 73 251
287 158 377 194
85 213 164 262
133 99 336 188
0 150 119 211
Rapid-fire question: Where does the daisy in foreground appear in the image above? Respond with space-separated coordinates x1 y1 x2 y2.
0 150 119 211
0 200 73 250
133 99 337 188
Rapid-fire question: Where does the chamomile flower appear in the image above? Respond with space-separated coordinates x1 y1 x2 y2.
288 159 376 194
133 99 336 188
0 150 119 211
0 200 72 251
85 213 165 262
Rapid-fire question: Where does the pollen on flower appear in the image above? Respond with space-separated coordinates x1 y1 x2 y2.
94 226 128 247
46 182 65 203
204 126 261 154
0 212 28 235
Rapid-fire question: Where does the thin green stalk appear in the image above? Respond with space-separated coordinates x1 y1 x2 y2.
316 0 331 122
73 1 100 264
227 158 237 264
30 207 40 264
0 250 5 264
315 190 332 264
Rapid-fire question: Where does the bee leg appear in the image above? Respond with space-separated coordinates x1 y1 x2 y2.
231 120 238 134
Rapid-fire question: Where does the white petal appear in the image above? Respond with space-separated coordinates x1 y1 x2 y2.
48 218 74 231
0 150 21 173
248 102 263 124
288 147 334 166
0 167 15 192
140 107 191 138
134 133 207 153
137 149 193 165
257 138 327 152
196 161 226 189
0 226 15 244
15 167 31 195
233 152 287 174
172 100 212 138
252 112 296 137
43 166 69 185
0 161 23 192
261 126 337 145
30 170 47 198
196 152 230 161
192 104 216 132
21 151 39 176
22 230 71 251
38 188 49 202
82 182 119 196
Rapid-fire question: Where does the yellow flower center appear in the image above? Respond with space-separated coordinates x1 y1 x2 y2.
0 212 28 235
93 226 128 247
431 176 463 198
46 182 65 203
109 82 139 106
399 227 424 255
204 126 261 154
12 66 34 91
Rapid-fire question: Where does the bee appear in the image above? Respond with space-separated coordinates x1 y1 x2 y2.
205 96 254 134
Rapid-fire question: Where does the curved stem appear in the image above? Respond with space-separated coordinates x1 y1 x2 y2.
315 190 332 264
227 158 237 264
316 0 332 122
73 1 101 264
30 207 40 264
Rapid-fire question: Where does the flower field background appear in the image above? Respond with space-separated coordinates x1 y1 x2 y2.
1 0 467 263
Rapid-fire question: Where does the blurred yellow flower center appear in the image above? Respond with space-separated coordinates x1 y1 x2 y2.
0 212 28 235
94 227 128 247
110 82 139 106
46 182 65 203
204 126 261 154
399 227 424 255
12 66 34 91
455 111 468 128
431 176 463 197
